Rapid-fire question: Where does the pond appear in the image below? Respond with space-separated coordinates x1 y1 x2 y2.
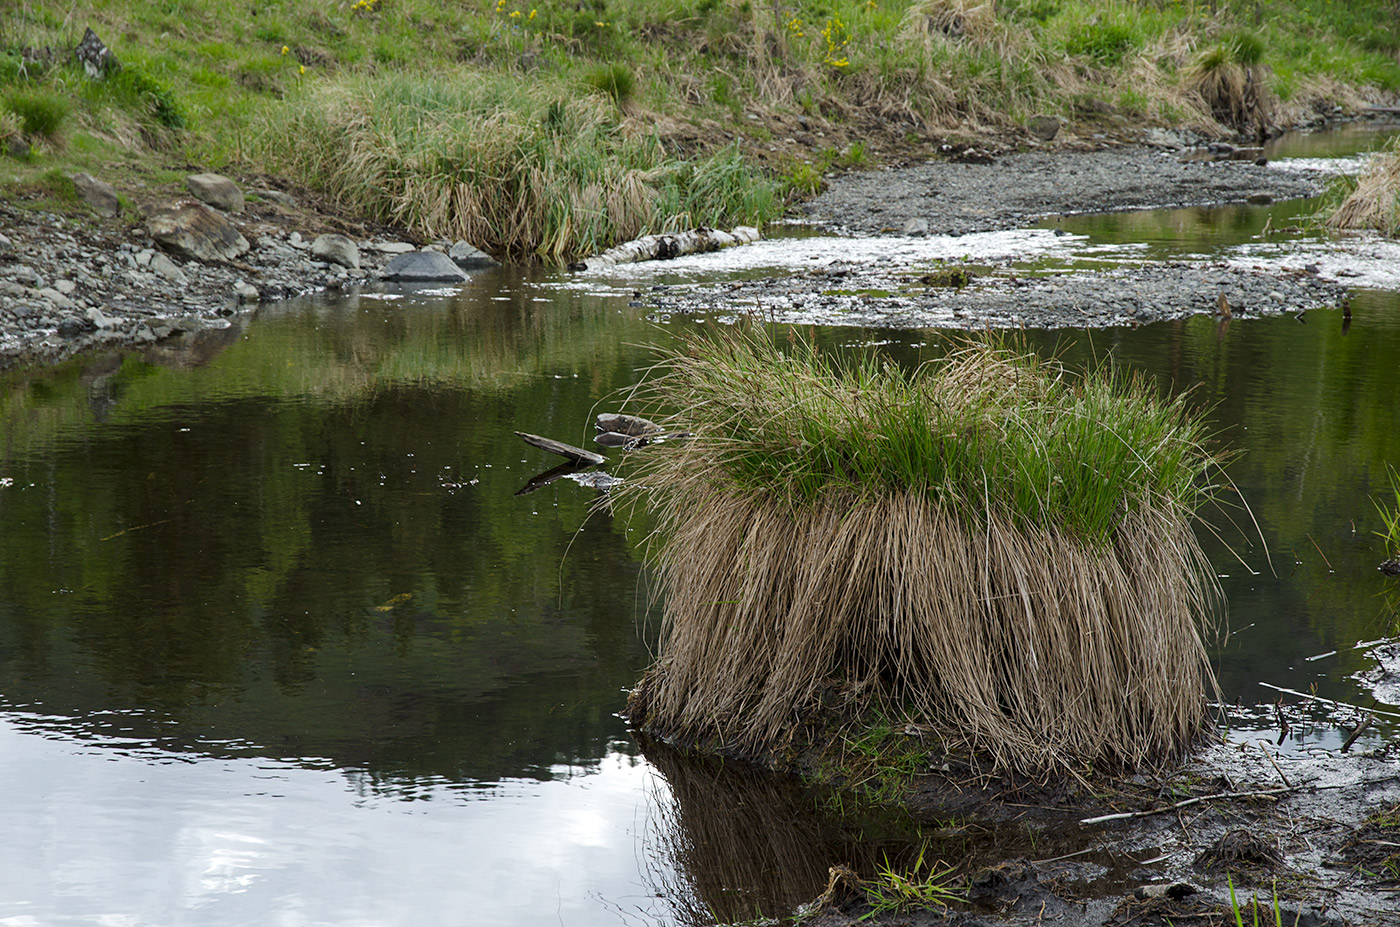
2 134 1399 926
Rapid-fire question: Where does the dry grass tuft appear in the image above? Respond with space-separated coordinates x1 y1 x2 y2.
1186 35 1273 138
1326 137 1400 236
621 330 1223 775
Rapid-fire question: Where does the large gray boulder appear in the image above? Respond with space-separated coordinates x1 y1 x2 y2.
381 250 469 282
70 172 121 217
147 202 250 263
311 233 360 270
186 173 245 213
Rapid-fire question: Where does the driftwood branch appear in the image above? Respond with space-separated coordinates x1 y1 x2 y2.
515 431 605 466
1259 682 1400 721
1080 785 1297 825
568 226 761 271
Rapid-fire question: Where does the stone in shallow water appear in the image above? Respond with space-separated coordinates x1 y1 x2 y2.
380 250 469 283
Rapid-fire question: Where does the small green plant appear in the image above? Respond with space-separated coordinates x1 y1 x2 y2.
1063 16 1141 67
1227 875 1299 927
861 845 964 919
1373 464 1400 558
786 162 825 197
582 62 635 106
2 89 69 140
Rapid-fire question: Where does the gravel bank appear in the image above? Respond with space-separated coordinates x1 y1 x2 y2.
649 260 1347 330
803 145 1334 236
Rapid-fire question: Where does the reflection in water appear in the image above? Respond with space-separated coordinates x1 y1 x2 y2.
642 739 841 924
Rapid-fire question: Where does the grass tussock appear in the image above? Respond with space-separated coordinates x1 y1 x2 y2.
1326 137 1400 236
1187 32 1273 138
622 330 1223 774
256 73 781 260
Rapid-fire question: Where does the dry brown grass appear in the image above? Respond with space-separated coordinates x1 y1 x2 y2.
622 333 1222 775
1326 139 1400 236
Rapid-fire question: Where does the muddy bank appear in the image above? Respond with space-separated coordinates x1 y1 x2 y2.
803 145 1335 237
644 721 1400 927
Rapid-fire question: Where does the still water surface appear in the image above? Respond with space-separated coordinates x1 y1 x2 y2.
3 150 1400 924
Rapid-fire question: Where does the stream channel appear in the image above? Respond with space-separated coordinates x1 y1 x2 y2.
2 127 1399 926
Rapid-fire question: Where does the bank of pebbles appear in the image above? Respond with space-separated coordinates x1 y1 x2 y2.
0 198 415 370
648 144 1349 328
652 261 1346 330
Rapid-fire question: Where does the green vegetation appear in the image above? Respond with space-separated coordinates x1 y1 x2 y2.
255 73 778 258
860 845 964 919
1374 464 1400 558
622 329 1222 774
1327 136 1400 237
2 1 1399 258
1227 876 1299 927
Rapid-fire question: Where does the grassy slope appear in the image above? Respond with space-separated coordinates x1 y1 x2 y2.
2 0 1399 258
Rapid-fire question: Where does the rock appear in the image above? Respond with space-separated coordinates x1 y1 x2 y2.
75 27 119 79
185 173 245 213
367 241 417 254
149 251 188 285
288 232 310 250
448 240 499 269
147 202 250 263
901 217 930 236
1247 193 1274 205
57 315 95 338
70 172 121 217
0 232 10 252
252 188 296 207
233 280 260 303
380 250 469 283
54 279 77 295
37 287 72 309
1028 114 1062 142
85 306 119 329
1141 128 1186 149
311 233 360 270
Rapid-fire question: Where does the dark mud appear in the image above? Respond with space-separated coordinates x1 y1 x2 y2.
755 737 1400 927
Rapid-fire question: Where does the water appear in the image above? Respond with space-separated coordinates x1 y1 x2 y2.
3 132 1400 925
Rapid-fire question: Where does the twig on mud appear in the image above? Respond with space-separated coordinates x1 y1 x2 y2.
1257 741 1293 787
1260 682 1400 722
1079 786 1297 826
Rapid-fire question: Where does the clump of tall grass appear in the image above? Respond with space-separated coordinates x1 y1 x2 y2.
1187 31 1273 137
2 89 69 143
622 330 1223 774
582 62 637 108
257 72 780 260
1326 137 1400 237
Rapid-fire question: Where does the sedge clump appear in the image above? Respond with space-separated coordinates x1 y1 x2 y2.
621 329 1224 775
